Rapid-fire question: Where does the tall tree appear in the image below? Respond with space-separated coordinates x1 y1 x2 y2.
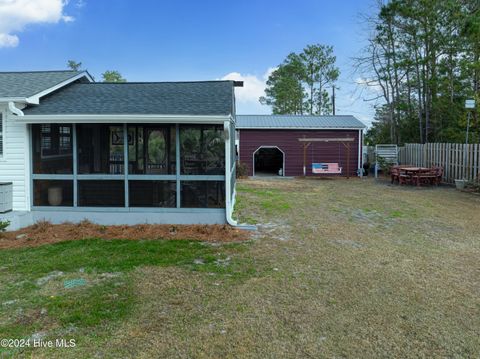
260 53 305 114
261 44 340 115
355 0 479 145
67 60 82 71
102 70 126 82
300 44 339 115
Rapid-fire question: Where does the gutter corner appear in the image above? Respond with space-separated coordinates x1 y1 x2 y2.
8 101 24 116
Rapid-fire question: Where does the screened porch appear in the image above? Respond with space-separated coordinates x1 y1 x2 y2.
31 123 227 210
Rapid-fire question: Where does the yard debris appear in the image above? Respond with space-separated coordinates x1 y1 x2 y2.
193 259 205 265
329 239 364 249
0 222 250 249
2 299 18 306
36 271 64 286
29 331 47 342
64 278 87 289
215 256 231 266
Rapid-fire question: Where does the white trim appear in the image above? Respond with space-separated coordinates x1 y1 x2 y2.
0 97 28 103
237 127 365 130
0 108 4 159
252 145 285 177
357 130 362 176
224 120 236 226
8 101 24 116
16 114 233 124
0 72 93 105
26 72 93 104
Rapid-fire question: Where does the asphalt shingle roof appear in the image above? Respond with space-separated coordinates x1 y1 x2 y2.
0 70 85 98
236 115 366 129
24 81 235 116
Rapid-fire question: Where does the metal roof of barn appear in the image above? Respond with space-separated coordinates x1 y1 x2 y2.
236 115 365 129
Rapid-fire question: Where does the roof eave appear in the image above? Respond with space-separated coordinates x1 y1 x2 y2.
236 126 366 130
15 114 233 124
25 71 93 104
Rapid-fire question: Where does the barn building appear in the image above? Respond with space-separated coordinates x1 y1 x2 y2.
236 115 365 177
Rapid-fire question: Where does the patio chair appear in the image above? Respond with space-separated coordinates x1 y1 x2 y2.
432 166 444 186
399 172 411 185
390 166 400 184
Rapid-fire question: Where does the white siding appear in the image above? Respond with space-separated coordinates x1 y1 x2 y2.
0 104 30 211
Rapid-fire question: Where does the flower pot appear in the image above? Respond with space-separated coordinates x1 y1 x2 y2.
454 179 466 190
48 187 63 206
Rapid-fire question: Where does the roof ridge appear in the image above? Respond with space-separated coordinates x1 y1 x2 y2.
0 70 80 74
237 114 354 117
73 80 235 85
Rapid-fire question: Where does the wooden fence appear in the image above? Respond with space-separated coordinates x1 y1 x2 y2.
398 143 480 184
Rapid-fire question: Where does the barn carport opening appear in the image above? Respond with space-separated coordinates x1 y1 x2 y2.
254 146 284 176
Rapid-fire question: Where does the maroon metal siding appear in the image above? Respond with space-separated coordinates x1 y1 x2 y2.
239 129 360 177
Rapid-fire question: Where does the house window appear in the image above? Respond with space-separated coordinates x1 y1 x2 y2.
32 124 73 174
0 113 3 157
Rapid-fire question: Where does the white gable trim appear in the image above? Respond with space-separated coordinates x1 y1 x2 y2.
0 71 93 105
26 72 93 104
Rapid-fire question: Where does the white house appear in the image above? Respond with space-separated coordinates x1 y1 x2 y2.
0 71 240 230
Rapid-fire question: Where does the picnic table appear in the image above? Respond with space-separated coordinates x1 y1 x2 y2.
391 166 443 186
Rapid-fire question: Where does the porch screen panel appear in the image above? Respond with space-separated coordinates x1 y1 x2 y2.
77 124 124 174
181 181 225 208
32 124 73 174
33 180 73 206
129 181 176 207
180 125 225 175
127 125 176 175
78 180 125 207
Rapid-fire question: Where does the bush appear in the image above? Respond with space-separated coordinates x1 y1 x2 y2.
377 157 395 175
0 220 10 234
236 161 249 178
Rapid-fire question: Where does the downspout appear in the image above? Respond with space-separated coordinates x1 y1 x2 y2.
358 129 362 176
224 117 256 230
8 101 24 116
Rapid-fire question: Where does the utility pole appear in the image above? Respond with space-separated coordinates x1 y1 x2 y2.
332 86 336 115
464 99 476 179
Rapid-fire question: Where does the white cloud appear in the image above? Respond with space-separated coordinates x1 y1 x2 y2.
0 0 73 48
0 33 18 47
221 67 276 114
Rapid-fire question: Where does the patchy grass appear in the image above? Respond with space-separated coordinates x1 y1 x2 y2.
1 177 480 358
0 239 253 357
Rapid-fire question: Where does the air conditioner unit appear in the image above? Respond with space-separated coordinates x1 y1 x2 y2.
0 182 13 213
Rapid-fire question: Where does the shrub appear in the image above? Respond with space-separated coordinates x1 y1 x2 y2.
0 220 10 234
377 157 395 175
236 161 249 178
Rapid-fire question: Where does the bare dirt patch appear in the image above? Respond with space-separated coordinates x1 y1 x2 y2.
0 221 250 249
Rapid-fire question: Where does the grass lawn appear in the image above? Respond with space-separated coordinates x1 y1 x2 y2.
1 177 479 358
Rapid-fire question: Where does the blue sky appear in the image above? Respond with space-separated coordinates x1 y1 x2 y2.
0 0 376 124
